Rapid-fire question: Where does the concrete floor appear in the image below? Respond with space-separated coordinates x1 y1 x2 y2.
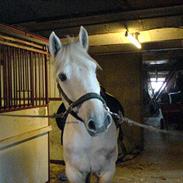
50 117 183 183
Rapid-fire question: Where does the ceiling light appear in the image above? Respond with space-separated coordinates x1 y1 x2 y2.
125 31 142 49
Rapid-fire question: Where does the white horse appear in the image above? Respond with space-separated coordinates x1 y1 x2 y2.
49 26 118 183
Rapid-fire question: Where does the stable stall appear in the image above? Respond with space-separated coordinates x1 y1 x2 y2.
0 24 51 183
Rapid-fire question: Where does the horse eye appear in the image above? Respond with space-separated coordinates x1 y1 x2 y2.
58 73 67 81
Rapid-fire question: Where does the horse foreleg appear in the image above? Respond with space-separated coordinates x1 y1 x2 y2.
85 173 91 183
65 163 87 183
98 165 115 183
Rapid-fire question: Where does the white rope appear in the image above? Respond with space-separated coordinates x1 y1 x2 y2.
0 113 59 118
123 117 183 137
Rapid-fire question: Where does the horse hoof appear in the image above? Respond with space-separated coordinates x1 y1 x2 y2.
58 173 68 181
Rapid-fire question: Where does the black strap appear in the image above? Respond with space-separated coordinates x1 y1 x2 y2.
67 93 105 123
70 111 84 122
57 84 73 105
71 92 106 108
58 81 105 107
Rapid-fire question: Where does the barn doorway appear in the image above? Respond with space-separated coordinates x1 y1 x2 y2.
143 56 183 131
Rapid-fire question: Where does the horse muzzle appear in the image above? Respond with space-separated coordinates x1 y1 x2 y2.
87 113 112 136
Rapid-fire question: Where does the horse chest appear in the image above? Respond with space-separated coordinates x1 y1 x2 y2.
63 123 117 172
64 142 115 172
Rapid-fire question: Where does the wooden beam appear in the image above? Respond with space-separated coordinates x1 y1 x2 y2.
58 28 183 49
88 28 183 46
143 50 183 61
0 34 43 49
0 126 52 150
14 5 183 37
36 15 183 38
89 39 183 55
0 24 48 45
0 40 48 55
41 27 182 54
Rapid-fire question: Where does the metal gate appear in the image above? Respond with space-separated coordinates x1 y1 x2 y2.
0 24 48 112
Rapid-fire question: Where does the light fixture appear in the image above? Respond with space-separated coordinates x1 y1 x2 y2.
125 31 142 49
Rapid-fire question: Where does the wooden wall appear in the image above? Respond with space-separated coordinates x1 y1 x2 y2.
0 107 50 183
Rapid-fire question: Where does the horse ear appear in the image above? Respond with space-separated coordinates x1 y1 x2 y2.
49 32 62 57
79 26 89 51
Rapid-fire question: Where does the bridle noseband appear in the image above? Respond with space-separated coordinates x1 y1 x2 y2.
57 84 108 123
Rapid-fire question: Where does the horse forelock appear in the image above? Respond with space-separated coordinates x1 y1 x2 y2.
55 39 102 71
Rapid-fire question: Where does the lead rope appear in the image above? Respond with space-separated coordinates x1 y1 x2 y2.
0 112 183 137
107 110 183 137
123 117 183 137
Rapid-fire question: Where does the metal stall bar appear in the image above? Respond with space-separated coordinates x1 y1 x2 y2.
0 45 2 108
3 46 7 109
14 47 18 107
25 50 30 106
30 52 34 107
42 54 45 105
44 53 48 104
12 47 15 107
34 53 37 106
18 48 21 107
8 46 12 109
38 53 41 106
22 49 26 107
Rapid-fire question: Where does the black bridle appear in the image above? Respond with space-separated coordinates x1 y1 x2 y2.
57 84 108 123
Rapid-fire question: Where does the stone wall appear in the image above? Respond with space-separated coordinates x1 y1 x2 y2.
94 53 143 152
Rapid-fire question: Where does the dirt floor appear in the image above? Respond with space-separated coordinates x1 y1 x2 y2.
50 117 183 183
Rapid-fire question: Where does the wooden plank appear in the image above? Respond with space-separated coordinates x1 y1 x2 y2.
53 28 183 52
0 40 48 55
0 126 52 150
16 5 183 34
88 28 183 47
0 34 43 49
0 24 48 45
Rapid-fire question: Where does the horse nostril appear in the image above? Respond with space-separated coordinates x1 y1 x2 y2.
88 120 96 131
105 114 112 128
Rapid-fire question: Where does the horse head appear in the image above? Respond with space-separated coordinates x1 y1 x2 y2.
49 26 112 136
